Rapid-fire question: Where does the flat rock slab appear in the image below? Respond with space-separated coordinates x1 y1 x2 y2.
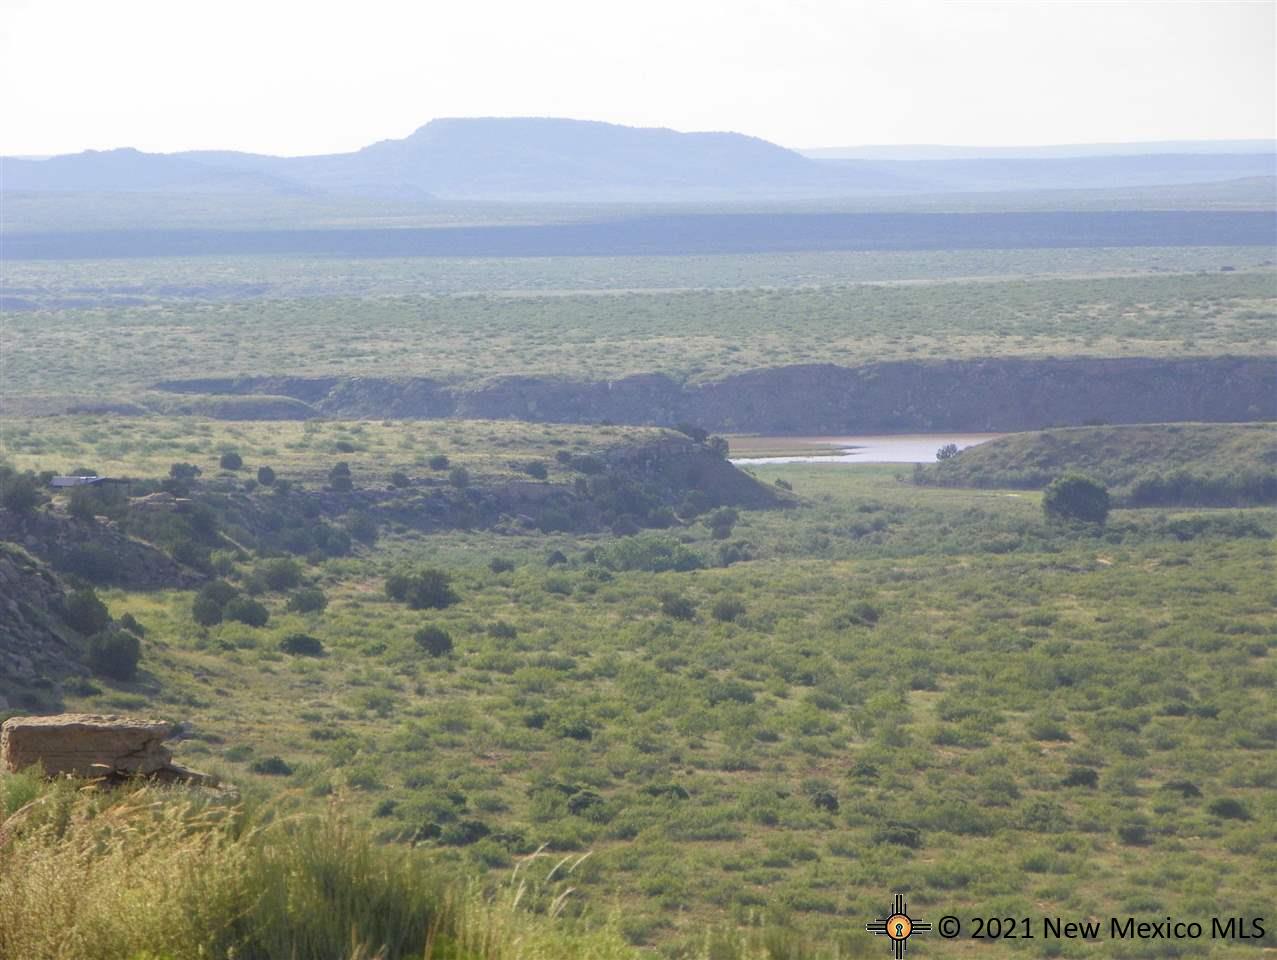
1 714 173 777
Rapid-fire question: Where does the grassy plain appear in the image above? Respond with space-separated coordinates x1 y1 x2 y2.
6 176 1275 233
6 267 1275 413
7 246 1268 303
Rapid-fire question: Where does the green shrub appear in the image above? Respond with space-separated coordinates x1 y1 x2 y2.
256 465 276 486
192 593 224 627
873 821 922 848
660 593 696 620
201 580 240 607
1116 817 1151 845
328 462 353 492
386 568 459 610
0 467 42 513
1162 779 1202 798
345 511 378 544
117 612 145 636
63 587 110 635
414 626 454 657
259 558 302 591
224 597 270 628
598 535 702 573
557 719 594 741
570 454 604 475
711 598 745 622
1043 473 1110 525
707 680 755 705
385 572 412 601
448 466 470 488
489 557 515 574
846 600 880 626
1061 767 1099 789
1207 798 1251 820
87 628 141 681
705 507 739 539
428 454 450 470
219 451 243 470
280 633 325 657
287 587 328 614
1027 715 1072 741
439 819 490 846
250 756 293 776
1019 798 1069 832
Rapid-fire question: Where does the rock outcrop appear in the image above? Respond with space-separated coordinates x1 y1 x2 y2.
0 713 213 784
2 714 172 777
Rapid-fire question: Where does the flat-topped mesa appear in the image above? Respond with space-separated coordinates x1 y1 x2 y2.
1 714 173 778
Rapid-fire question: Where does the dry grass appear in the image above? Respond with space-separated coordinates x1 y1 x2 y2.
0 775 839 960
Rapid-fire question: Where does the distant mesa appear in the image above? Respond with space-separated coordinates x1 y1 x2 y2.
3 118 1274 201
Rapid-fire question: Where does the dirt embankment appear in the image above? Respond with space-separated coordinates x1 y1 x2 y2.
154 357 1277 432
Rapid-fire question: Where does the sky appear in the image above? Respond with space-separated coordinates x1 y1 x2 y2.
1 0 1273 157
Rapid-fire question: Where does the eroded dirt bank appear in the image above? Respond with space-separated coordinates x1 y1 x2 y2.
153 357 1277 432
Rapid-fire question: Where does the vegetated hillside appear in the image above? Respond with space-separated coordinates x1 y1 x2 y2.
915 423 1277 506
150 357 1277 433
38 475 1277 954
0 544 88 712
7 210 1276 260
1 424 780 561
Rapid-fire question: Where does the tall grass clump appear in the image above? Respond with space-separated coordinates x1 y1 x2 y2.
0 779 435 959
0 775 847 960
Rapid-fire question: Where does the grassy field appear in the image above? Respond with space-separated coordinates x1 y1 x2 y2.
6 178 1274 233
4 416 1274 956
6 268 1275 411
6 246 1269 304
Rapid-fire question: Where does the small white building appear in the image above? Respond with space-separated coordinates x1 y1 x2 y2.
49 476 106 488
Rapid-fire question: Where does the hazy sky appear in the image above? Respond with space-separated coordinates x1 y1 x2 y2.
2 0 1273 156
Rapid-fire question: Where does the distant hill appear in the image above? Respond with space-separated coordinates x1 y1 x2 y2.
802 139 1277 160
914 423 1277 507
817 153 1277 193
0 147 305 195
172 118 916 200
3 119 1275 203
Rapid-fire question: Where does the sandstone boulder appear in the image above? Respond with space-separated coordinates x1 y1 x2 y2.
1 714 173 777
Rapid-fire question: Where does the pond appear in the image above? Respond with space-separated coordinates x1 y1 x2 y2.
728 433 1003 465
